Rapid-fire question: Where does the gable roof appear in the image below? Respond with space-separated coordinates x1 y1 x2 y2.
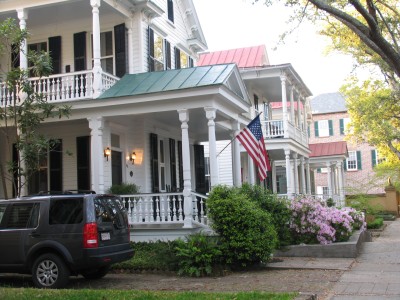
311 92 347 114
309 141 348 158
99 64 246 100
197 45 269 68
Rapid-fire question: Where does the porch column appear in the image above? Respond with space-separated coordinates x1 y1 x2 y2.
91 0 103 98
126 19 134 74
280 74 289 138
297 95 302 129
293 153 299 194
290 86 295 125
300 157 306 194
336 161 345 206
17 9 28 71
232 119 241 187
285 149 292 196
302 99 307 132
248 156 255 185
326 162 333 199
205 107 219 188
178 109 193 228
306 158 311 195
88 117 105 193
272 160 277 193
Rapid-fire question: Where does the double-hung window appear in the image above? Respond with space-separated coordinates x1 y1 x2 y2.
91 31 114 74
148 28 165 71
372 149 385 167
340 118 351 135
314 120 333 137
346 150 362 171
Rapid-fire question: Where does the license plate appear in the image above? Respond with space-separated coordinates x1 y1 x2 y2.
101 232 110 241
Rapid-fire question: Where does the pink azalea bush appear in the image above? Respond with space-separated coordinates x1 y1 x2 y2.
289 196 366 245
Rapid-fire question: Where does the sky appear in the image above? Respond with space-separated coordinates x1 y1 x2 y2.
192 0 355 96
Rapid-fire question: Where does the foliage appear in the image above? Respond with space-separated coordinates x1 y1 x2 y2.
289 196 364 245
239 183 292 248
0 18 70 198
174 233 223 277
0 288 298 300
206 185 277 267
346 193 383 216
112 241 180 272
107 182 140 195
367 217 384 230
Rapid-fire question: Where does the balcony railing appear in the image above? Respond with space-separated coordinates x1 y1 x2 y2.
261 119 308 147
0 70 119 106
120 192 208 226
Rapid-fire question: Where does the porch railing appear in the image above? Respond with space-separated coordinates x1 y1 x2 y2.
0 70 119 106
261 119 308 147
120 192 208 226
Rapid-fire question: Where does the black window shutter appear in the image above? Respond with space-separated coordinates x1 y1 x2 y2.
371 150 377 167
76 136 91 191
73 32 86 71
150 133 159 192
167 0 174 23
193 144 206 194
114 23 127 77
169 139 177 192
49 139 63 192
177 141 183 191
314 121 319 137
328 120 334 136
148 27 155 72
188 57 194 67
339 119 344 135
357 151 362 170
48 36 62 74
174 47 181 69
165 40 171 70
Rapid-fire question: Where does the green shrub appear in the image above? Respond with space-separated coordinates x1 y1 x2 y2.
367 217 384 229
207 185 277 268
240 183 292 248
175 233 223 277
107 182 140 195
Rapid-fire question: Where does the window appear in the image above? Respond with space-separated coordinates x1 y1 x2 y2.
148 28 165 71
92 31 114 74
174 47 191 69
372 149 386 167
28 42 47 76
204 157 211 192
167 0 174 23
346 151 362 171
49 198 83 224
159 139 166 192
314 120 333 137
0 205 7 226
340 118 351 135
6 203 40 229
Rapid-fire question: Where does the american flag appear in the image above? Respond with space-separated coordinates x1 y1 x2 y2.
237 115 270 181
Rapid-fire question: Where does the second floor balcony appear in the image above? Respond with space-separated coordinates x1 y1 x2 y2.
261 119 308 148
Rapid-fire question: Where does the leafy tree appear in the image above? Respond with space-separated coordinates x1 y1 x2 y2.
254 0 400 164
0 18 70 198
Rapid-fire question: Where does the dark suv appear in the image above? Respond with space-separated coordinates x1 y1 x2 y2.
0 194 133 288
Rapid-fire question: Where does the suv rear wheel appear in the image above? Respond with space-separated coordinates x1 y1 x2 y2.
32 254 70 288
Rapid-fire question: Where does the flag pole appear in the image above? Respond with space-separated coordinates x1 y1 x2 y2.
216 113 263 157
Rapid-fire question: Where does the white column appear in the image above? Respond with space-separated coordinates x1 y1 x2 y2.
280 75 289 138
326 162 333 199
126 19 134 74
205 107 219 188
300 157 306 194
91 0 103 98
232 119 241 187
284 149 292 196
306 158 311 195
290 87 295 124
272 161 277 193
293 153 299 194
302 99 307 132
88 117 105 193
178 109 193 228
17 9 28 71
248 156 255 185
297 94 301 128
336 161 344 206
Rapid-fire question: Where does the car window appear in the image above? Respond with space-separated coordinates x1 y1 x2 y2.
5 203 40 229
94 197 126 229
49 198 83 224
0 204 6 226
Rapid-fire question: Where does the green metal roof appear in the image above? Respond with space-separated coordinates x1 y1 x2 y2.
99 64 238 99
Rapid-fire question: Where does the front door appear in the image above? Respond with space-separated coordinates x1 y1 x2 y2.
111 150 122 186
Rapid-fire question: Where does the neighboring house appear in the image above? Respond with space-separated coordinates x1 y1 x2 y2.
309 92 385 197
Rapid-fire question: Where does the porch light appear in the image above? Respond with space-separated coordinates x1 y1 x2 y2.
104 147 111 161
129 151 136 165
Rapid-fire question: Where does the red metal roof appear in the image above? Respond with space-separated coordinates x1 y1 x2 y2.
197 45 269 68
270 102 303 110
309 141 348 158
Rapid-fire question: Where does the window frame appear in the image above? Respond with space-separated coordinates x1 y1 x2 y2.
91 30 115 75
346 151 358 171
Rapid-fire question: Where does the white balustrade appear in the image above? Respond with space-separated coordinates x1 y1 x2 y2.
121 192 208 226
0 70 118 106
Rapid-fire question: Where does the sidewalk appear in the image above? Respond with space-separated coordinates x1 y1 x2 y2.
325 219 400 299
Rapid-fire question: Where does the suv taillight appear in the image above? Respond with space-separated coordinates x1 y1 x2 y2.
83 222 98 248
